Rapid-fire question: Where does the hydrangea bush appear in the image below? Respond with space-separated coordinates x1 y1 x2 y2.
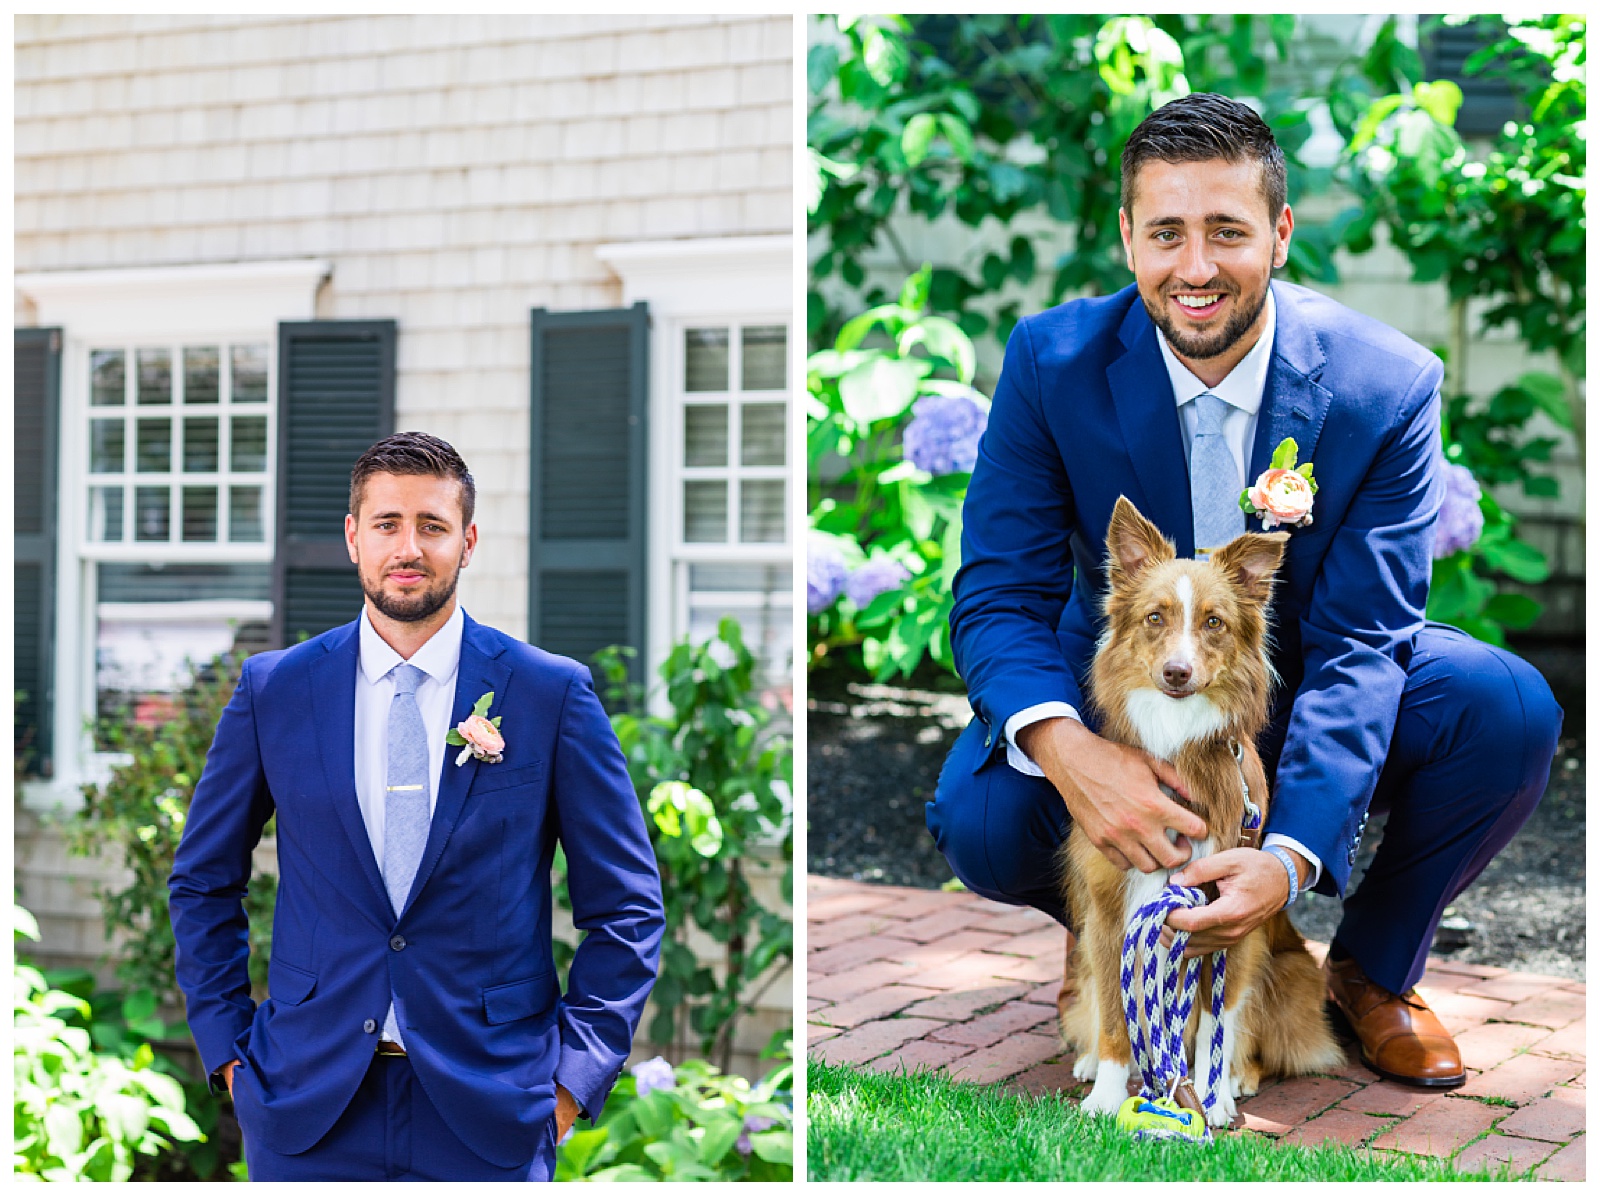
556 1047 792 1182
808 267 986 681
13 904 203 1182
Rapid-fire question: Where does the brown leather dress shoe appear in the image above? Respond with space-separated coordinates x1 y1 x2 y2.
1326 955 1465 1088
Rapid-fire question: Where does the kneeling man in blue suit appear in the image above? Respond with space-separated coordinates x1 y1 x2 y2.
171 432 664 1180
928 94 1560 1088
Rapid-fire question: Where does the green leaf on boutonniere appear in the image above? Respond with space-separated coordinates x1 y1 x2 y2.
1269 437 1299 471
491 715 502 727
446 730 466 745
471 691 495 718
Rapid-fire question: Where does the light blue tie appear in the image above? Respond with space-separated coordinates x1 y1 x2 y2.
384 662 431 918
382 662 429 1048
1190 392 1244 557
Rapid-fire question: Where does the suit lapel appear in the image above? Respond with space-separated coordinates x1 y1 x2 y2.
307 623 392 916
401 613 512 917
1108 303 1194 556
1247 284 1334 534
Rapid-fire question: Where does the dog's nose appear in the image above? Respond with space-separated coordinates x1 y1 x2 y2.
1162 661 1192 689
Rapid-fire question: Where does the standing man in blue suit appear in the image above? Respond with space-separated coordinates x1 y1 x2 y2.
927 94 1560 1088
170 432 664 1180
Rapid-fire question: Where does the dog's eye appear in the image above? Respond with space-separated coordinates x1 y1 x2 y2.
1146 612 1162 626
1206 616 1223 630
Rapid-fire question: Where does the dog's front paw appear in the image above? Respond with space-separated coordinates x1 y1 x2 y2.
1071 1052 1100 1082
1204 1091 1237 1129
1079 1060 1130 1117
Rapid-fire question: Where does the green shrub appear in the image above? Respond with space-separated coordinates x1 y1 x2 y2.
593 617 793 1069
558 1045 793 1182
13 903 203 1181
66 650 275 1180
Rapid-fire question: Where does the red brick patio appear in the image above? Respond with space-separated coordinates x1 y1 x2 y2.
807 875 1585 1181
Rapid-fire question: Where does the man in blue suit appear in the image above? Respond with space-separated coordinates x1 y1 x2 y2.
928 94 1561 1088
170 432 664 1180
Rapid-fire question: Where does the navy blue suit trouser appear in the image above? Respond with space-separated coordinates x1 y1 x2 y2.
926 624 1563 995
242 1054 557 1182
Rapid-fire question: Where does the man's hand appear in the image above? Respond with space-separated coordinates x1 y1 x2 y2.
555 1084 580 1143
221 1059 238 1097
1019 717 1208 873
1163 846 1309 956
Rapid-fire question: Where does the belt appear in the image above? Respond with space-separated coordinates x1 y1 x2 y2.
375 1040 408 1057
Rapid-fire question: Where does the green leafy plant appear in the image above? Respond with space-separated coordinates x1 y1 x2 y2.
66 651 275 1180
14 903 203 1182
809 14 1337 348
558 1046 793 1182
592 618 792 1071
1336 15 1585 438
70 652 278 1004
809 267 974 681
1336 15 1585 640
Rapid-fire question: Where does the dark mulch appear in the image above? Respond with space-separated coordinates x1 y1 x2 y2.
806 642 1586 980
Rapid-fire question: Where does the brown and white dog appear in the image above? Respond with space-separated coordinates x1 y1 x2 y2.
1061 496 1341 1126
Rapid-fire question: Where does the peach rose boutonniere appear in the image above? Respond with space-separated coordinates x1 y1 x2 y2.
1241 437 1317 530
447 691 505 766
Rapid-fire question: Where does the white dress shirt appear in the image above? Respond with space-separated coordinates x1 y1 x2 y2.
999 292 1323 885
355 602 464 1044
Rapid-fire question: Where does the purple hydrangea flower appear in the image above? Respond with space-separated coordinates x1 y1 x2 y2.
629 1055 675 1096
844 559 911 609
901 390 989 475
736 1114 778 1155
807 534 849 614
1434 462 1484 558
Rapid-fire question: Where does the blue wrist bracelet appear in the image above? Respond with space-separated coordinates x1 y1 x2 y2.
1265 845 1300 908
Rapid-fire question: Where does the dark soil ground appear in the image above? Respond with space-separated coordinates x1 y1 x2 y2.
806 642 1585 980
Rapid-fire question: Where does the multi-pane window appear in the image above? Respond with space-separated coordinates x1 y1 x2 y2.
676 323 792 688
83 341 274 742
681 325 788 546
86 343 272 546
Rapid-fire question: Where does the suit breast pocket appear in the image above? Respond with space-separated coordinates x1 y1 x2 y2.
470 760 545 798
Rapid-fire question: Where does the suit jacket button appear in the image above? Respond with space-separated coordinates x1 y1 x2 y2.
389 935 407 952
363 1018 377 1034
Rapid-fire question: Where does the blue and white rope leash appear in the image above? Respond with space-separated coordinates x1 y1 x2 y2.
1118 741 1262 1126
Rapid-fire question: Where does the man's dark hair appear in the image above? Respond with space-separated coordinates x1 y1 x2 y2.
1120 93 1287 219
349 431 476 527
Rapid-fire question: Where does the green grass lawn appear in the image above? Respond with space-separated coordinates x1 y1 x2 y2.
807 1062 1530 1182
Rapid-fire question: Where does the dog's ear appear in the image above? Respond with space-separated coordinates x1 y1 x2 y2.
1106 495 1174 586
1211 531 1289 604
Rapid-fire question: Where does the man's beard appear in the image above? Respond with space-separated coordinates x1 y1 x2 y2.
1143 281 1268 362
360 559 460 623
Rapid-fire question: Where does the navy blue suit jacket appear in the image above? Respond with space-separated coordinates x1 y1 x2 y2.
169 611 665 1168
950 281 1445 896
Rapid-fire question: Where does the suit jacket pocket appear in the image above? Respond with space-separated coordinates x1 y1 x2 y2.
470 760 546 798
268 958 317 1006
483 970 558 1025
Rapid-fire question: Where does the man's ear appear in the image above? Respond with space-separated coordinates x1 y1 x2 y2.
1211 531 1288 604
1272 203 1294 270
1118 206 1135 272
1106 495 1174 586
345 513 359 564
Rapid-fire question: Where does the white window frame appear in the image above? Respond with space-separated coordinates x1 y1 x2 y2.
15 259 329 807
82 337 277 558
594 236 794 699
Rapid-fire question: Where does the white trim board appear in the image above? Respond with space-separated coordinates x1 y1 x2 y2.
16 258 330 341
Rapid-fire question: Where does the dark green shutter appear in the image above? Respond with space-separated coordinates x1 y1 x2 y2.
15 328 60 777
272 320 396 646
528 304 648 682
